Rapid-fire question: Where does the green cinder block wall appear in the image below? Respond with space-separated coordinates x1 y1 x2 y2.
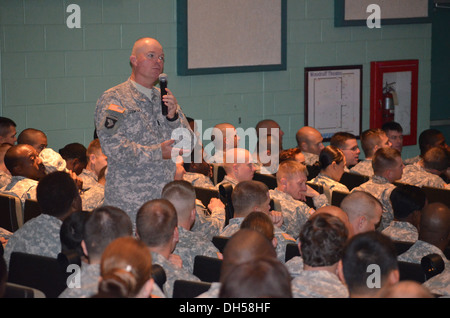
0 0 434 160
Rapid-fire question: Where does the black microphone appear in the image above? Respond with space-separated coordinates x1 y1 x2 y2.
159 73 168 116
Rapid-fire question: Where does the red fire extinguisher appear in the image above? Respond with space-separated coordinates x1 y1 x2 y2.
381 82 397 124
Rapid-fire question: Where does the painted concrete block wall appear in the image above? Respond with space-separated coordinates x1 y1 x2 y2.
0 0 432 159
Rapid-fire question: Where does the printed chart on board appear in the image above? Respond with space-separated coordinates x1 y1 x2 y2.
306 66 362 140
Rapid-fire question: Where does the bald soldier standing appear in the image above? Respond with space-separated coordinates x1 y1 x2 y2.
95 37 192 222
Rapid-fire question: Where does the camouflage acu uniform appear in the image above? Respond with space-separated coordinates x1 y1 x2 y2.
197 282 220 298
269 188 316 239
95 79 192 222
303 152 319 166
404 155 421 165
78 169 98 191
291 270 349 298
173 226 221 273
151 251 201 298
398 240 449 265
423 268 450 297
310 173 350 193
183 172 215 189
191 200 225 241
399 162 448 188
285 255 304 278
381 220 418 243
39 148 67 174
0 175 38 207
351 175 395 230
0 171 12 188
80 183 104 211
349 158 373 177
216 175 238 189
3 214 62 269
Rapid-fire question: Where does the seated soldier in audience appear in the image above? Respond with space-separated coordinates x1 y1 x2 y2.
59 210 91 265
291 213 349 298
59 142 88 176
0 143 12 188
285 205 353 278
269 160 328 239
295 126 324 165
255 119 284 151
405 128 450 165
240 211 278 251
78 139 108 190
161 180 220 273
216 147 256 188
182 151 215 189
382 184 425 243
350 128 392 177
207 123 239 164
339 231 400 298
219 256 292 298
351 147 404 230
400 146 449 188
190 197 226 241
219 180 292 263
17 128 48 154
3 171 81 268
197 228 278 298
0 116 17 145
136 199 201 298
340 191 383 235
254 135 280 175
382 121 404 155
80 166 106 211
1 144 46 205
330 132 361 171
310 145 349 195
279 147 305 165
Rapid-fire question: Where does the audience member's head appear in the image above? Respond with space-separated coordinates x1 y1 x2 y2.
279 148 305 165
340 191 383 234
4 144 46 180
232 180 270 218
36 171 81 220
360 128 391 159
382 121 404 153
330 132 361 167
418 202 450 252
60 210 91 261
372 147 404 182
419 128 449 156
314 205 354 239
86 139 108 177
223 148 256 182
0 143 12 174
390 184 426 228
276 160 308 200
82 206 133 264
17 128 48 154
211 123 239 154
256 119 284 151
161 180 196 230
340 231 399 298
0 117 17 145
422 146 448 175
296 126 324 155
220 229 277 281
136 199 178 255
299 213 348 271
240 211 276 248
59 143 87 175
378 280 433 298
219 257 292 298
96 237 153 298
317 145 346 182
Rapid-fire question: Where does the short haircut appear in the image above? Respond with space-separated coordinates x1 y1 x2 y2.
231 180 269 217
161 180 196 217
59 143 87 165
419 129 444 154
372 147 401 175
17 128 46 145
318 145 345 170
240 211 274 241
360 129 386 157
330 132 357 149
83 206 133 260
219 257 292 298
422 146 448 172
0 117 16 137
136 199 178 247
60 210 91 256
279 148 302 163
390 184 426 220
276 159 307 183
382 121 403 133
299 213 348 267
341 191 382 222
86 138 103 159
36 171 79 218
342 231 398 296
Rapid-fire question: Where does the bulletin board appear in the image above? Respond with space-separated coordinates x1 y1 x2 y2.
177 0 287 75
305 65 362 141
335 0 432 27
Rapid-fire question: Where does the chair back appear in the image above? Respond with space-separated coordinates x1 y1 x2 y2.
212 236 229 253
23 199 42 224
194 187 219 208
331 190 348 207
172 280 212 298
398 261 426 283
151 264 167 291
285 243 301 262
421 254 445 280
253 172 277 189
421 186 450 206
193 255 222 283
0 193 23 232
340 172 369 191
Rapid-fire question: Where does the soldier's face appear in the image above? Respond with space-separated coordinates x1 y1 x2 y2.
20 146 46 180
133 39 165 84
285 173 308 200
